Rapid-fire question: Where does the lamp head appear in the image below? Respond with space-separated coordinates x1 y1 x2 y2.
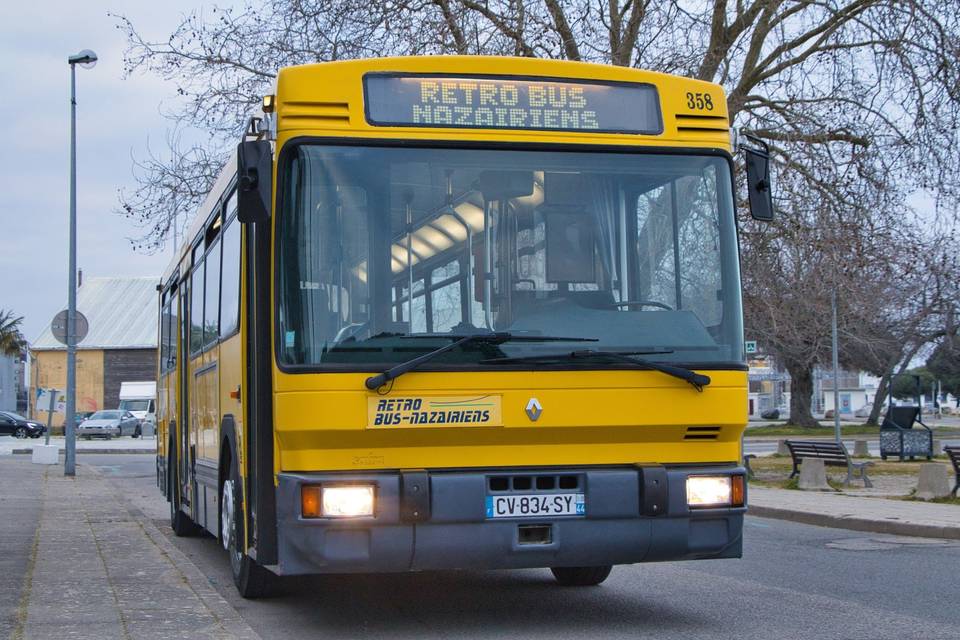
68 50 98 69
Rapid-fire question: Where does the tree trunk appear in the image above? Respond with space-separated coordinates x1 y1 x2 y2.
866 375 888 426
786 364 820 428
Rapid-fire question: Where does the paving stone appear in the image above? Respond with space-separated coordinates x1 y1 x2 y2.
0 458 260 640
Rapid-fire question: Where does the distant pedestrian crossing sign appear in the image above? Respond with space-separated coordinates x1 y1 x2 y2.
745 341 758 354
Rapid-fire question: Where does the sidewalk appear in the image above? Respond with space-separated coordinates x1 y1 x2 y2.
0 435 156 456
1 457 259 640
749 486 960 540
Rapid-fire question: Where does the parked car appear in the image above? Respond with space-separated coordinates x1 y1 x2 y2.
854 404 885 419
70 411 95 428
118 381 156 427
0 411 46 439
77 410 139 440
760 406 789 420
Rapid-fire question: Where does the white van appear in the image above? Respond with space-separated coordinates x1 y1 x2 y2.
118 381 157 435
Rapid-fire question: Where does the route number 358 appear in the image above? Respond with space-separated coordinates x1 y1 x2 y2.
686 92 714 111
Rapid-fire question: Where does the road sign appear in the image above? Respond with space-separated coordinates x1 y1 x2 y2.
745 340 758 354
51 309 88 345
36 388 66 414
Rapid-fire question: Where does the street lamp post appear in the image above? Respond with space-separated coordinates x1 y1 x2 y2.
65 49 97 477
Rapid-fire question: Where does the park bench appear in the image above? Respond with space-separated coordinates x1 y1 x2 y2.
945 446 960 497
785 439 874 488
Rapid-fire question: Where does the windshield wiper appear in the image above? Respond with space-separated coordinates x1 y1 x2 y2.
364 332 597 390
480 349 710 392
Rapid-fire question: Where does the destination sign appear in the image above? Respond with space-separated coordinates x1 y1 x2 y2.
364 74 662 134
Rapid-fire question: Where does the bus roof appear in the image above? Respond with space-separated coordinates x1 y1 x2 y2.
274 56 730 148
162 56 731 283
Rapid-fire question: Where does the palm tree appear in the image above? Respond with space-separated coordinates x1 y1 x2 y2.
0 310 28 357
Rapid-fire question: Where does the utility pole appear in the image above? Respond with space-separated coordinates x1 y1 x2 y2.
831 288 841 444
66 49 97 476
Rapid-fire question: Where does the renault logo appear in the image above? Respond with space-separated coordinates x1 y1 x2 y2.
525 398 542 422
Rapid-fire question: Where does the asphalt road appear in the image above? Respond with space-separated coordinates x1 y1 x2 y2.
90 454 960 640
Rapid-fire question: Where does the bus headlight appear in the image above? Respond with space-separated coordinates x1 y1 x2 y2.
302 485 375 518
686 476 743 508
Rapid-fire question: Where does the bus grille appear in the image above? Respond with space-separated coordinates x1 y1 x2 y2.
684 426 722 440
279 101 352 129
674 113 728 133
487 474 581 493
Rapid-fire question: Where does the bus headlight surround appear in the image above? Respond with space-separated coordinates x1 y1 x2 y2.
302 485 376 518
686 475 741 508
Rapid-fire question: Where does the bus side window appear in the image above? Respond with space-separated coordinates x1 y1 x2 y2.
168 286 178 369
159 291 170 372
220 218 241 337
204 236 222 345
190 257 205 354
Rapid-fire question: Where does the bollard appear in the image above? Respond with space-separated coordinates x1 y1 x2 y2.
915 463 951 500
853 440 870 457
798 458 831 490
31 444 59 465
932 439 942 456
776 439 790 456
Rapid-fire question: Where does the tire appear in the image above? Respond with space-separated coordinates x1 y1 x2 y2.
550 566 613 586
168 445 199 537
223 453 274 598
13 427 27 439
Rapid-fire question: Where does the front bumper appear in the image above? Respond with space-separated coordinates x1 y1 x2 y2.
78 427 118 437
274 465 745 576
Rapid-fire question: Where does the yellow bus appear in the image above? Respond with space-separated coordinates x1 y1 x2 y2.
157 55 774 598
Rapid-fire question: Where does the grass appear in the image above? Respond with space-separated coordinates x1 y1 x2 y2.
745 423 959 437
749 473 842 491
748 455 949 478
746 424 882 436
900 489 960 506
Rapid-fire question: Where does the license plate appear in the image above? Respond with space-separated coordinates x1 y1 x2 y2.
485 493 585 518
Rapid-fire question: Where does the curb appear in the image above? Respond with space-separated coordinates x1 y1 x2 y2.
748 505 960 540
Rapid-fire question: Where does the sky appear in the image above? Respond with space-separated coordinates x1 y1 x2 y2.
0 2 225 342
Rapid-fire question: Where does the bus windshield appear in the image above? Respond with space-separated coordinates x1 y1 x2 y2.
277 145 743 368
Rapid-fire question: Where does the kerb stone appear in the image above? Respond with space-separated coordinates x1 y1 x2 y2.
915 463 951 500
798 458 830 490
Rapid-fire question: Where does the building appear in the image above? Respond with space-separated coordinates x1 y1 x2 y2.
819 369 881 416
30 276 158 427
0 353 22 413
747 354 790 418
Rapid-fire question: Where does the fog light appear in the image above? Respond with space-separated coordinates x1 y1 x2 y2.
321 485 375 517
686 476 732 508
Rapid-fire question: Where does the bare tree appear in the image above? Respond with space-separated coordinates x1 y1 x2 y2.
115 2 960 426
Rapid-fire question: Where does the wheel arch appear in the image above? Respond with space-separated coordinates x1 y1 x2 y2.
218 415 240 544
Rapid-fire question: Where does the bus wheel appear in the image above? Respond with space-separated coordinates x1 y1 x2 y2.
222 457 273 598
168 450 198 537
550 566 613 586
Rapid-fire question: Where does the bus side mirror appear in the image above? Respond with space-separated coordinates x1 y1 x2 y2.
745 147 774 221
237 140 272 223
